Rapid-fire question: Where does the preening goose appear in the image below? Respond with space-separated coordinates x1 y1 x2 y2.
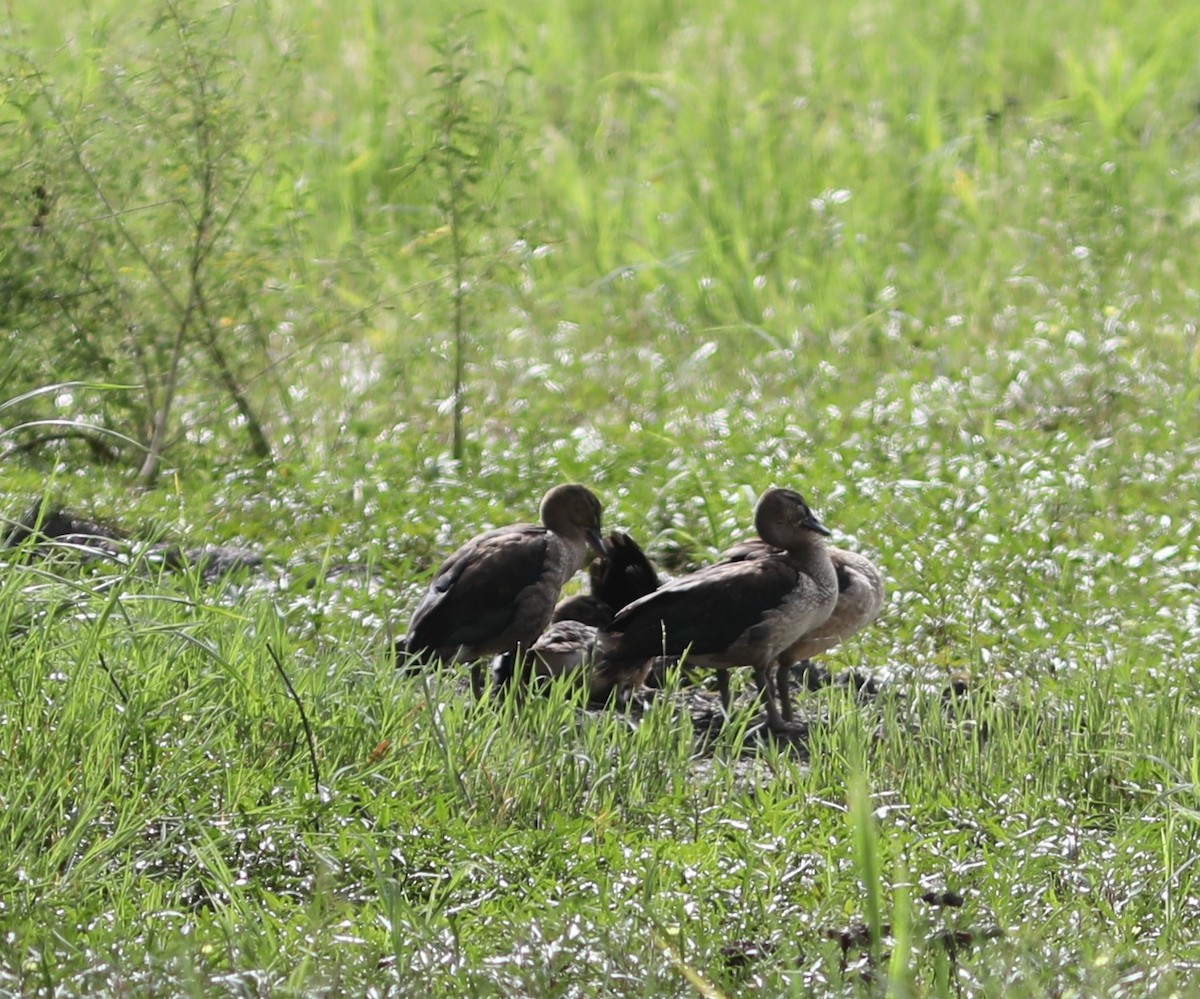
591 487 838 731
725 540 884 719
402 484 606 695
531 531 660 680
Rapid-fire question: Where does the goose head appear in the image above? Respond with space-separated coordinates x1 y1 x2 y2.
540 484 607 557
753 487 831 551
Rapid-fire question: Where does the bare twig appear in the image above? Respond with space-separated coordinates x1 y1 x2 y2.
14 10 275 484
138 43 214 487
1 430 122 463
96 652 129 706
265 643 322 803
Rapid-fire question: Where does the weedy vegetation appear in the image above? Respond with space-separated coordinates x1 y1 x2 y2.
2 0 1200 994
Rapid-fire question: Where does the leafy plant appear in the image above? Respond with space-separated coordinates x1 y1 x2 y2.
0 0 297 482
404 20 523 463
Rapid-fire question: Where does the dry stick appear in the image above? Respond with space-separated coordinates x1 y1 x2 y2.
3 430 121 463
29 63 192 485
195 297 273 462
266 643 322 803
188 142 274 463
96 652 128 705
41 233 159 446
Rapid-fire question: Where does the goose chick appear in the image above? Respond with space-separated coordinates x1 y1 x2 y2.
532 531 660 680
591 487 837 730
402 484 606 696
725 540 884 719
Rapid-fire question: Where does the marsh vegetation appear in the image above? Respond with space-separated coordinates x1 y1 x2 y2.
3 0 1200 993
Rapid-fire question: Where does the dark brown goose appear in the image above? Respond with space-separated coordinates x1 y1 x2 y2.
531 531 660 680
725 540 884 719
590 487 838 730
402 484 606 695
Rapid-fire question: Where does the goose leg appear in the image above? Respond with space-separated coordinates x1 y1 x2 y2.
470 661 487 700
752 664 791 732
752 664 774 707
762 691 789 732
777 657 795 722
750 661 794 724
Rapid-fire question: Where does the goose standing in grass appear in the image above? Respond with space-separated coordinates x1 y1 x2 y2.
724 540 885 720
530 531 660 679
590 487 838 731
402 484 607 696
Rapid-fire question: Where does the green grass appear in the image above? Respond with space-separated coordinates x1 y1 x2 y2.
4 0 1200 993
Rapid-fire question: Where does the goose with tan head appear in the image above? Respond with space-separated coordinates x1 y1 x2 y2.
591 487 837 730
402 484 606 695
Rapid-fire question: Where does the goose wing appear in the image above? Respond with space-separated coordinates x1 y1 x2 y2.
405 525 550 653
601 555 802 660
592 531 660 609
